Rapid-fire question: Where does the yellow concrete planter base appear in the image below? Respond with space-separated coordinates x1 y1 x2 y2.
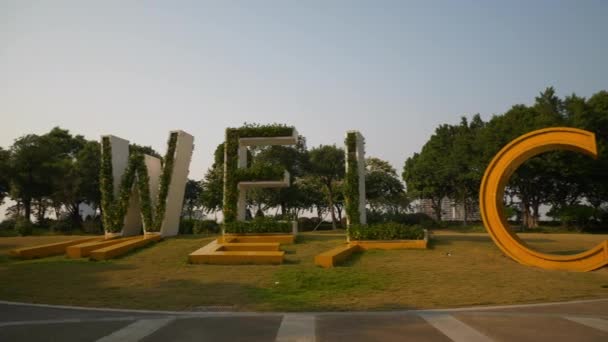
89 234 162 261
66 236 141 258
315 239 428 268
189 234 293 265
9 237 103 259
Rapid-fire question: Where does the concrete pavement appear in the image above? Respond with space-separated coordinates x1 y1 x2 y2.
0 299 607 341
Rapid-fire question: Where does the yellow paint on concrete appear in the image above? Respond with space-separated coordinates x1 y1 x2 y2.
480 127 608 272
315 239 428 268
66 236 140 258
351 240 428 250
9 237 103 259
188 239 284 264
315 244 360 268
89 234 162 261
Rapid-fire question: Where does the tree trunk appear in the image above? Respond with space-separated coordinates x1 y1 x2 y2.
335 205 342 226
23 198 32 223
462 193 468 226
531 201 540 229
70 202 82 224
432 197 442 222
327 185 337 230
521 198 532 231
36 200 47 223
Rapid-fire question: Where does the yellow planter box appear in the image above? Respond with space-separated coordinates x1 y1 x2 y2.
66 236 140 258
315 239 428 268
189 238 285 264
9 237 103 259
350 239 428 250
89 234 161 261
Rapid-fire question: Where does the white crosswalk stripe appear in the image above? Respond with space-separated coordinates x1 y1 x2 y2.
419 313 493 342
275 314 316 342
95 318 175 342
564 316 608 333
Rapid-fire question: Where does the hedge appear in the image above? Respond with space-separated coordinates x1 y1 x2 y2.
349 223 425 241
223 217 291 234
100 132 178 233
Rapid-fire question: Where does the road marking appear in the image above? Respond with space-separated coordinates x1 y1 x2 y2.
419 313 492 342
95 318 175 342
275 314 316 342
1 298 607 316
0 316 143 327
564 316 608 332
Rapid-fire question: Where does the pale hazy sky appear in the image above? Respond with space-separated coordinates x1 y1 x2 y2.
1 0 607 181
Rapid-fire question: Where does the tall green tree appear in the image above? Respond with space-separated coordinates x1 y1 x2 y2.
200 143 225 215
365 157 408 214
8 134 58 222
0 147 10 205
307 145 345 229
403 124 459 221
183 179 203 219
248 136 309 218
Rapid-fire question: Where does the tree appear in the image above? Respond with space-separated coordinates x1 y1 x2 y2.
365 157 407 214
200 144 225 215
183 179 203 219
0 147 10 205
8 134 58 222
403 124 459 221
307 145 345 229
248 136 309 218
43 128 100 224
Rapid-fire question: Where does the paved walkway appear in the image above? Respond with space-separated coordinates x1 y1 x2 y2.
0 299 607 341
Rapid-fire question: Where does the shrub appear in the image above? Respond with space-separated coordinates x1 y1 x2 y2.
194 220 220 234
550 205 595 228
16 218 33 236
34 218 54 230
349 223 425 241
223 217 291 234
297 217 314 231
366 211 436 228
0 218 16 231
82 218 103 234
50 219 77 233
179 218 195 234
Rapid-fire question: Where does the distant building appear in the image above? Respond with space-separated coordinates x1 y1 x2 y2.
417 197 480 221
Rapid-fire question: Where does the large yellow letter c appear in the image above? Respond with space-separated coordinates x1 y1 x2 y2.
479 127 608 272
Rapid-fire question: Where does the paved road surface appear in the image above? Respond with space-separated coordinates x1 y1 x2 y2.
0 299 607 341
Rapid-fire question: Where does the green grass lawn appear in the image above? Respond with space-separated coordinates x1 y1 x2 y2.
0 231 607 311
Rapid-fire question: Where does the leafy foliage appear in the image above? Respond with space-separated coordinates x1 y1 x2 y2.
223 217 291 234
100 133 178 233
222 124 296 223
404 87 608 229
349 223 425 240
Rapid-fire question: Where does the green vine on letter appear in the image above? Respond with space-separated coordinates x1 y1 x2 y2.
100 133 178 233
